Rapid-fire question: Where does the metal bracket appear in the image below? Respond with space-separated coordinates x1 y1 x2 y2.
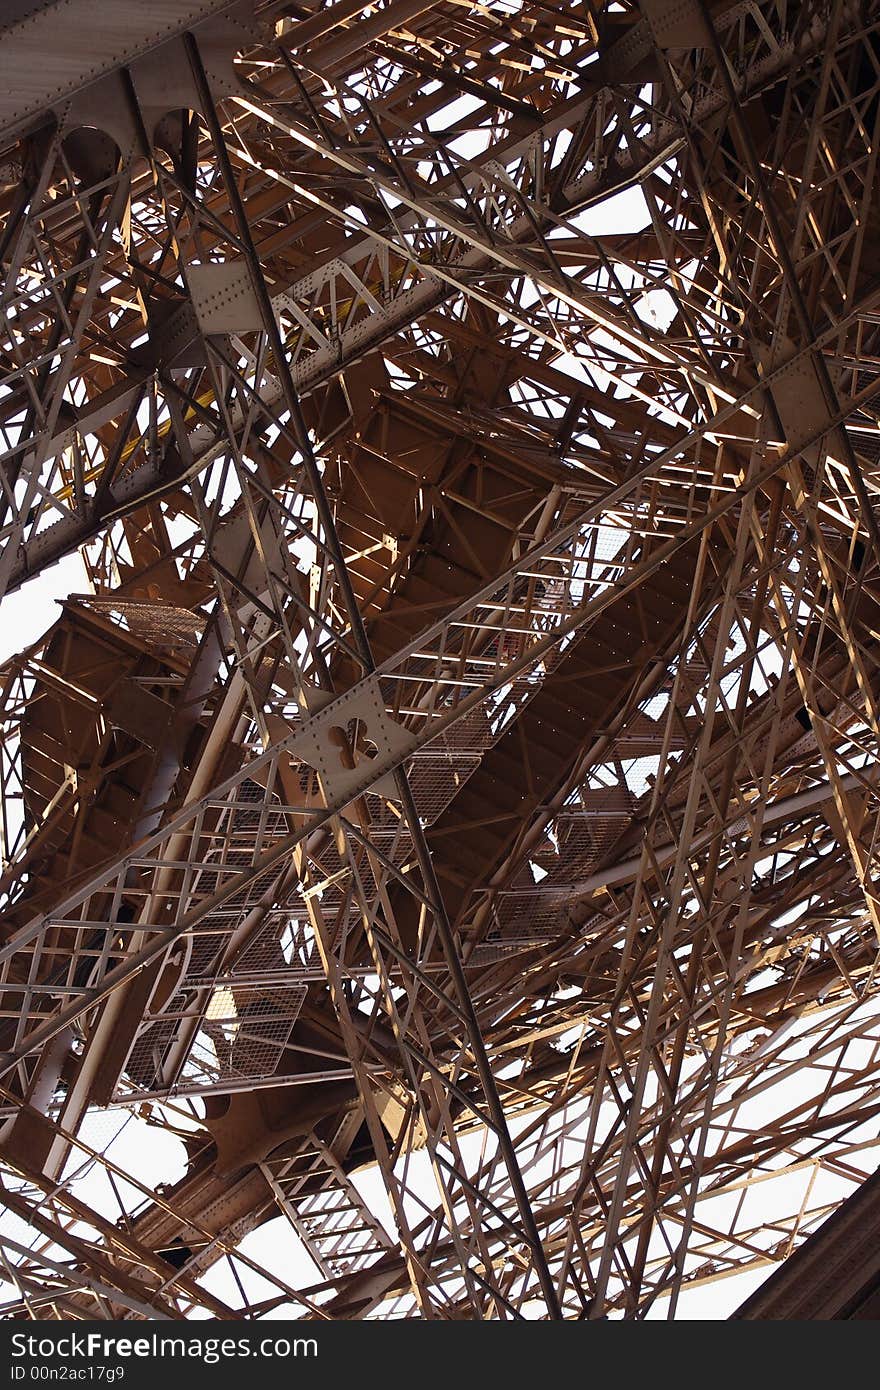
291 676 412 804
761 341 842 462
639 0 710 49
188 260 263 337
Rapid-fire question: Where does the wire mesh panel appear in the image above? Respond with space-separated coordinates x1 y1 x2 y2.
76 597 206 659
123 983 308 1099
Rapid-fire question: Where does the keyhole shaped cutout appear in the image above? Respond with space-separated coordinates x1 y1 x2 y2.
327 718 380 774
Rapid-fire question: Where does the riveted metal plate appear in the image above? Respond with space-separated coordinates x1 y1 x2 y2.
188 260 263 336
291 676 412 804
640 0 710 48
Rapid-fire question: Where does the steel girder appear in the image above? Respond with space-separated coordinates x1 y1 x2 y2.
1 0 880 1322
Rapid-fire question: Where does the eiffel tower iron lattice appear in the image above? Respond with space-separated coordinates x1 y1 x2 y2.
0 0 879 1321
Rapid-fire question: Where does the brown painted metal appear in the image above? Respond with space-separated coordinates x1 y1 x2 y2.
0 0 879 1320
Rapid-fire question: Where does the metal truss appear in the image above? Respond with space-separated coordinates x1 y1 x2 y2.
1 0 880 1321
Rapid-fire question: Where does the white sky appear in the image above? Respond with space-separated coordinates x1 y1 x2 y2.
0 553 90 666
